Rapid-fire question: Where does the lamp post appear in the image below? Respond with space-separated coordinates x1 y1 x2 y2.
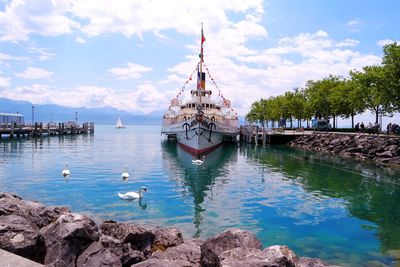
32 105 34 125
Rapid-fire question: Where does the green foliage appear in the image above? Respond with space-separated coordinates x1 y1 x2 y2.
246 43 399 128
382 42 400 109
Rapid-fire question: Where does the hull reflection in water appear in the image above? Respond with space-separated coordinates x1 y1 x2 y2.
161 140 237 237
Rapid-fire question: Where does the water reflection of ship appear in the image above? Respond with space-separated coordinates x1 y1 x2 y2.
161 140 237 237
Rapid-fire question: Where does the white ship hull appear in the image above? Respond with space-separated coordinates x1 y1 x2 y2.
162 117 237 155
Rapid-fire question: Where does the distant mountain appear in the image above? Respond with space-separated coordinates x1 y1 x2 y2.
0 97 162 125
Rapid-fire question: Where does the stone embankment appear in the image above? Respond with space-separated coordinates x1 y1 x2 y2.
0 192 340 267
289 133 400 165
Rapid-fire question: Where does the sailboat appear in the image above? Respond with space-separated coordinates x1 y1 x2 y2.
115 116 125 129
161 26 239 155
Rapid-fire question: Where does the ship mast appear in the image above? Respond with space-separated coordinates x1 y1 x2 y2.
199 23 204 89
197 23 205 111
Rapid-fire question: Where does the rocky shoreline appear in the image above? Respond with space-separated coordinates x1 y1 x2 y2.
0 192 340 266
289 133 400 165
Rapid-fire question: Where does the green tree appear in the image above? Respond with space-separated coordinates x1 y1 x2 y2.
341 76 366 128
352 65 392 124
382 42 400 110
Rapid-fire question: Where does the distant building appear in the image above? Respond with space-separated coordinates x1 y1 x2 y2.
0 112 24 126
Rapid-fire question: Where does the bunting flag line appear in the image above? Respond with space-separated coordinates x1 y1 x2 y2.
203 63 226 101
175 66 198 99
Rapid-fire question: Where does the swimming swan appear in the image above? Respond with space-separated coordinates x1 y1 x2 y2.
121 165 129 180
62 162 70 177
192 156 205 165
118 186 147 200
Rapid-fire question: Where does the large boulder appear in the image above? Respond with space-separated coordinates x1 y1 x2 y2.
201 228 262 266
40 212 100 266
151 227 184 251
99 234 144 267
133 239 203 267
218 245 297 267
76 241 122 267
0 192 69 229
0 214 46 263
100 220 154 255
296 257 341 267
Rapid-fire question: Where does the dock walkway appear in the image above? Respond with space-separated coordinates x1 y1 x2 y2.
239 125 312 145
0 122 94 139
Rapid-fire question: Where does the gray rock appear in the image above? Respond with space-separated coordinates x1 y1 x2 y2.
40 212 100 267
296 257 341 267
0 215 46 263
149 239 202 266
390 156 400 164
0 192 69 229
386 144 399 151
77 241 122 267
376 151 393 158
99 234 144 267
100 220 154 255
151 227 184 251
131 258 178 267
201 228 262 266
218 245 297 267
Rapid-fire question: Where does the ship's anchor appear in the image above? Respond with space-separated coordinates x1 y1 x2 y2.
182 123 190 140
207 122 216 142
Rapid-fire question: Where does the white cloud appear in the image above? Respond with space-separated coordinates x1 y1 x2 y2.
15 67 53 79
69 0 264 38
1 82 170 114
0 75 10 87
377 39 399 47
0 0 79 42
336 38 359 47
0 0 264 41
0 52 27 64
75 36 86 43
347 18 361 32
108 62 153 80
28 47 55 61
171 30 380 115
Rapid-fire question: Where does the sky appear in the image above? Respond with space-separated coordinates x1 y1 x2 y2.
1 0 400 118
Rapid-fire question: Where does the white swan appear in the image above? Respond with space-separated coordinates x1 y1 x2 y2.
118 186 147 200
121 165 129 180
62 162 70 177
192 155 205 165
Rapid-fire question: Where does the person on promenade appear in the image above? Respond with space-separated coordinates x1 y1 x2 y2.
355 122 360 133
360 122 365 133
374 122 380 135
387 123 392 135
367 122 373 135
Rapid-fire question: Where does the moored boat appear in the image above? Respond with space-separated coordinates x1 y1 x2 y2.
161 26 238 155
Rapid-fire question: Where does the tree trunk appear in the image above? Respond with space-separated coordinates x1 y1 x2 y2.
351 114 354 128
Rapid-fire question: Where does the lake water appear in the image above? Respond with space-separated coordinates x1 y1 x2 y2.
1 125 400 266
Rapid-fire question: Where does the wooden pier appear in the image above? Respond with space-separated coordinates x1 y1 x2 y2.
239 125 311 145
0 122 94 139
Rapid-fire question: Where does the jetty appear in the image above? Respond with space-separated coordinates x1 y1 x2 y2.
0 112 94 139
0 121 94 139
239 125 311 145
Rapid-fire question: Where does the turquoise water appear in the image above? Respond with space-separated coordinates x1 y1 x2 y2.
1 125 400 266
